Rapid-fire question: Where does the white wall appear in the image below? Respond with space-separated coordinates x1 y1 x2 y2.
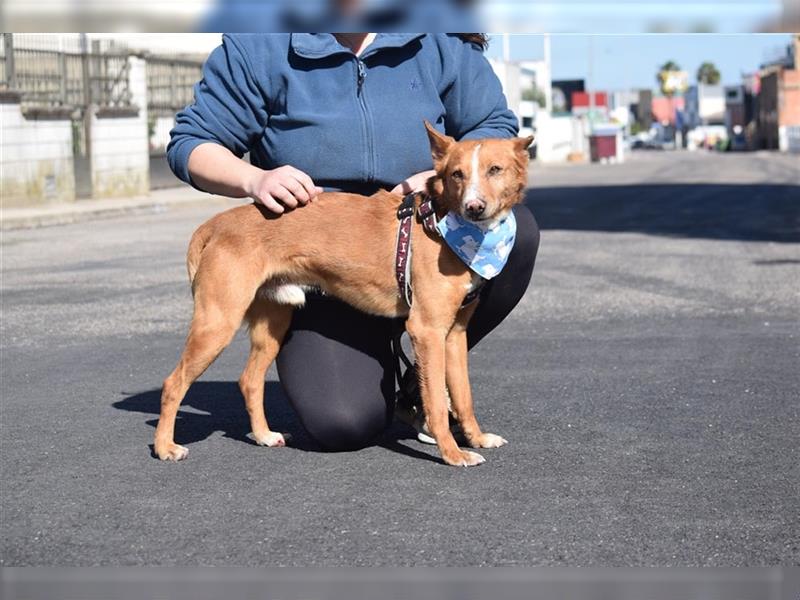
536 114 586 163
489 59 522 128
89 56 149 198
698 84 726 123
0 103 74 207
779 125 800 152
519 59 551 112
150 116 175 153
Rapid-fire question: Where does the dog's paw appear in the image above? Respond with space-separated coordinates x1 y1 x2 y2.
443 449 486 467
157 443 189 461
251 431 287 447
472 433 508 449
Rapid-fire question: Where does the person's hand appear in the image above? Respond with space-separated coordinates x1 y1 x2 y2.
244 165 324 214
391 170 437 195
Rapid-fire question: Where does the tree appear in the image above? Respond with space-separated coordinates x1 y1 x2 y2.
657 60 683 97
696 61 721 85
521 83 547 108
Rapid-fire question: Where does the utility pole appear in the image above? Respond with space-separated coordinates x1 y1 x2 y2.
588 35 595 133
543 33 552 113
3 34 15 90
503 33 510 63
80 33 93 198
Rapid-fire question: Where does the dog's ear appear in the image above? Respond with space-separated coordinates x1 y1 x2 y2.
424 120 455 171
514 135 535 152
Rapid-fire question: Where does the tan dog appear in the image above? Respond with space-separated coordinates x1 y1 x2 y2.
154 122 533 467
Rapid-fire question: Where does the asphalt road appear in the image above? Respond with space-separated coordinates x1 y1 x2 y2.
1 150 798 566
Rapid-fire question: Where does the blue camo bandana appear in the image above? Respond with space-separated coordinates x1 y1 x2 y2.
436 211 517 279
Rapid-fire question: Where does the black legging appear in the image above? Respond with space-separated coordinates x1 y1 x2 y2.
276 204 540 450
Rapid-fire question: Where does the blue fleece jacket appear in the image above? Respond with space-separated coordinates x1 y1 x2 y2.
167 33 518 194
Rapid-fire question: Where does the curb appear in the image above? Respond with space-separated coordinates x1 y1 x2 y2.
1 190 235 231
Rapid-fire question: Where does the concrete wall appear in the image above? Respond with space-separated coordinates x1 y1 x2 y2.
0 102 75 207
150 116 175 153
89 56 149 198
536 113 586 163
2 55 151 206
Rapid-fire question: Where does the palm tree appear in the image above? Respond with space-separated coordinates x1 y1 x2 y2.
656 61 685 135
657 60 682 97
697 61 721 85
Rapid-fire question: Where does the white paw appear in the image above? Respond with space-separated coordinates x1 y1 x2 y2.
252 431 286 447
159 443 189 461
446 450 485 467
478 433 508 448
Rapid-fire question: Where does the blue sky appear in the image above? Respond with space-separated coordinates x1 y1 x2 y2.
481 1 784 34
486 34 795 91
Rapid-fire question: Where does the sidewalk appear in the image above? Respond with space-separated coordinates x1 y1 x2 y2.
0 186 235 231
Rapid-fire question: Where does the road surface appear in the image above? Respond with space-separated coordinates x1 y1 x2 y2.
2 150 798 566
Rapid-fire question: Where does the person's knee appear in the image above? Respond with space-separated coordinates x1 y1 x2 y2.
512 204 540 261
308 409 388 451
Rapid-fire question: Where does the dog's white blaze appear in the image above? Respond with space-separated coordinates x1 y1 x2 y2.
263 284 306 306
464 144 482 202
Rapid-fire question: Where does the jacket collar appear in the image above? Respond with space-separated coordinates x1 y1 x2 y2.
290 33 425 60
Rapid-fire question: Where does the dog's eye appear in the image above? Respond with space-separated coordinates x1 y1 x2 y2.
488 165 503 176
451 169 464 181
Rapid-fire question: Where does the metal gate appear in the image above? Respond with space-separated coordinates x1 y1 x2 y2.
146 54 204 189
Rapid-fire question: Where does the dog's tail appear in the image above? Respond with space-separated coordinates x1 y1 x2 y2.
186 221 213 291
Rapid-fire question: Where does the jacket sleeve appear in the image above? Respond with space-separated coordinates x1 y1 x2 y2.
167 35 269 187
440 37 519 141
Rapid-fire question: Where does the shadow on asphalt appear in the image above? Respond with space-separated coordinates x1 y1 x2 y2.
752 258 800 266
113 381 436 462
525 184 800 243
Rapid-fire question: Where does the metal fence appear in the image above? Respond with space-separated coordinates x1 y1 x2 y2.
0 34 205 119
0 33 134 116
146 55 203 117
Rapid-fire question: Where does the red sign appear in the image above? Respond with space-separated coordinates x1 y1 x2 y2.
571 91 608 108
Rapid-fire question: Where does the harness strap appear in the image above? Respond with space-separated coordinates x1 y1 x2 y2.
394 192 485 308
395 194 415 306
417 196 439 236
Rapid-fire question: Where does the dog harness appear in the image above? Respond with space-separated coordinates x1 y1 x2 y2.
395 192 503 308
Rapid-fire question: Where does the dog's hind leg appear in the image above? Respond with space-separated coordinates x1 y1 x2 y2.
154 255 262 461
445 305 507 450
240 300 293 447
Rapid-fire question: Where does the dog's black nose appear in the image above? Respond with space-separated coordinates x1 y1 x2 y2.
465 200 485 219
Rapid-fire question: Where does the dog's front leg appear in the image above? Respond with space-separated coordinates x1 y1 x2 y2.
445 306 508 450
407 314 485 467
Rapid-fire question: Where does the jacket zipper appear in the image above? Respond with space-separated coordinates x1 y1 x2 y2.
355 58 375 183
